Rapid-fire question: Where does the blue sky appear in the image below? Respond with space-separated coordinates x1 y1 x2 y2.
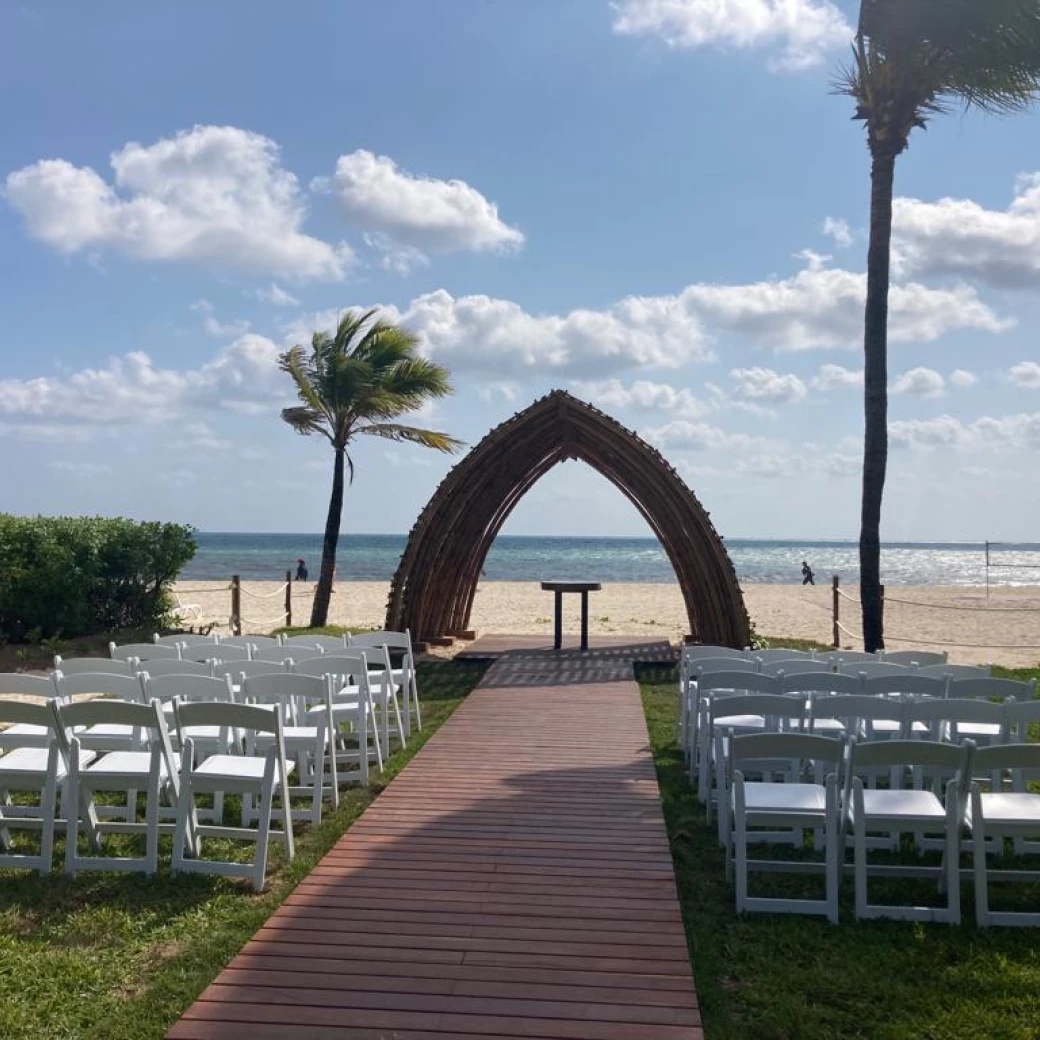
2 0 1039 542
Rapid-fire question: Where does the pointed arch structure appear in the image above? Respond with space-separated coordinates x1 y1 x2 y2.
386 390 750 647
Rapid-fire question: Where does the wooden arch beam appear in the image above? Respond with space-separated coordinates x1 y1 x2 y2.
385 390 750 647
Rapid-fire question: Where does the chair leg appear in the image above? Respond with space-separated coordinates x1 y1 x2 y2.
734 798 747 914
825 798 839 924
145 758 162 876
853 813 868 920
64 754 80 877
253 782 274 893
40 765 59 876
973 815 990 928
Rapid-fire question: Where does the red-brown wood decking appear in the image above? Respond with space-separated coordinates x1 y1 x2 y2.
168 654 701 1040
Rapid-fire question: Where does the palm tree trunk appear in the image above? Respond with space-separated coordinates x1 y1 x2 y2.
310 447 345 627
859 148 896 653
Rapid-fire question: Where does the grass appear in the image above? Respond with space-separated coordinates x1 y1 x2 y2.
0 658 485 1040
637 662 1040 1040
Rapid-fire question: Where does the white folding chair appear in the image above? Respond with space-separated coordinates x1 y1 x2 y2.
883 650 947 667
947 677 1035 703
843 738 973 923
348 644 405 754
292 654 382 773
283 634 346 654
817 650 880 667
776 672 862 735
53 656 133 676
0 698 75 873
110 641 180 662
172 701 294 891
251 645 303 664
181 643 251 664
232 635 281 649
53 672 146 753
682 658 760 764
240 672 342 824
725 732 844 923
133 658 214 678
969 743 1040 927
846 661 914 679
57 698 180 877
906 698 1006 746
155 633 218 647
0 673 63 750
759 660 834 678
349 630 421 737
753 649 816 664
917 664 992 680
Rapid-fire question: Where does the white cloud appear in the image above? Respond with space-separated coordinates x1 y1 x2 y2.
571 378 712 416
191 299 251 339
642 418 777 452
950 369 977 388
820 452 859 477
4 125 353 280
315 150 523 263
1009 361 1040 389
611 0 852 71
0 334 287 436
735 452 805 477
679 257 1010 352
47 460 113 478
889 413 1040 452
822 216 853 247
892 174 1040 289
729 366 807 403
363 232 430 276
891 367 945 398
254 283 300 307
811 364 862 390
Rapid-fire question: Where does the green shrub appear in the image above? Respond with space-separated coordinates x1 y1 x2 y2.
0 516 196 640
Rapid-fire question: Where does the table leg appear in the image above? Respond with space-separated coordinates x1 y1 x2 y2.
554 590 563 650
580 591 589 652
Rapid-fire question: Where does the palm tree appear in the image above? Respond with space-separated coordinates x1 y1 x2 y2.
279 309 463 627
839 0 1040 651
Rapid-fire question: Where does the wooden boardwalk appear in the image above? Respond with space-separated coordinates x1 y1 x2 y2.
168 653 701 1040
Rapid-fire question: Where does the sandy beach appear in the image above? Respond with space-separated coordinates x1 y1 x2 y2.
173 579 1040 668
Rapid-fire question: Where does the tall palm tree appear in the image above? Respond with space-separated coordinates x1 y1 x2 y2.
839 0 1040 651
279 309 463 627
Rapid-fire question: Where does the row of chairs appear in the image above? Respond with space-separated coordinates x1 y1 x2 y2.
723 732 1040 927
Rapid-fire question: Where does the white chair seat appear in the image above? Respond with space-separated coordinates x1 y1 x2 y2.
80 723 135 740
957 722 1002 738
82 750 167 779
969 792 1040 826
859 788 945 819
869 720 902 734
195 755 292 783
182 725 226 740
743 782 828 813
809 719 845 734
716 715 765 730
0 746 88 776
2 723 49 741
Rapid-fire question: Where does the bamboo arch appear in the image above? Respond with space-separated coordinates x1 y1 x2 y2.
385 390 750 647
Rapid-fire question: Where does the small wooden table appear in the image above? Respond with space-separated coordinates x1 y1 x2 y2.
540 580 602 652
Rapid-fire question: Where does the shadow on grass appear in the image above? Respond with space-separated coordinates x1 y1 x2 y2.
636 663 1040 1040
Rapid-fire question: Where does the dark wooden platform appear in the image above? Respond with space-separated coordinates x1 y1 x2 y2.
168 653 700 1040
455 633 677 663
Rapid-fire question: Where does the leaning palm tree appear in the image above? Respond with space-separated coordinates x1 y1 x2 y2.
838 0 1040 651
279 309 463 627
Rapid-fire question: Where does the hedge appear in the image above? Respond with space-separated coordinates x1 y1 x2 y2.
0 516 196 641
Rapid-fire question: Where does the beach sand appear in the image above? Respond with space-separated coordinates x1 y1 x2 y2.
174 579 1040 668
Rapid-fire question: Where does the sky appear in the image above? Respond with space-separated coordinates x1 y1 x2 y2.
2 0 1040 543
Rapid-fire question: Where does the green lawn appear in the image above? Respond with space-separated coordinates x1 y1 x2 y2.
0 659 485 1040
638 661 1040 1040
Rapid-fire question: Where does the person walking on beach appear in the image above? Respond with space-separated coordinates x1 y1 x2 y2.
295 558 308 582
801 561 815 586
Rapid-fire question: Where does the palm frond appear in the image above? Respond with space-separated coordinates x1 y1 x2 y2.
280 406 332 441
357 423 465 454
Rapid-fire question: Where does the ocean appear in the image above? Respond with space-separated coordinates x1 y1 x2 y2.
180 533 1040 587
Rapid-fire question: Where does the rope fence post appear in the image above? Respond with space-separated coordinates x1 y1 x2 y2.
285 570 292 629
832 575 840 648
231 574 241 636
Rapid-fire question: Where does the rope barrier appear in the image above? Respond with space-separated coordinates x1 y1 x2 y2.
238 583 289 599
237 611 289 627
881 593 1040 613
174 584 231 594
882 632 1040 651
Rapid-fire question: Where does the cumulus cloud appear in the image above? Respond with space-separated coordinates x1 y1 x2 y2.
811 364 862 390
889 413 1040 451
679 256 1010 352
642 419 778 452
950 369 977 388
0 334 288 436
729 366 807 403
47 460 113 478
315 150 523 268
3 125 353 280
823 216 853 247
611 0 852 71
891 367 945 399
191 299 251 339
892 174 1040 289
1009 361 1040 389
253 283 300 307
571 378 712 416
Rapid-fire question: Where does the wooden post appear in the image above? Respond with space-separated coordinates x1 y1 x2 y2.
880 583 885 649
231 574 241 636
285 570 292 629
832 575 840 648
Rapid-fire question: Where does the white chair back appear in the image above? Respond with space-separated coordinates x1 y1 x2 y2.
947 677 1035 702
760 661 833 678
883 650 947 667
54 672 143 703
110 642 181 662
155 633 218 646
135 658 214 678
0 672 61 698
53 656 133 676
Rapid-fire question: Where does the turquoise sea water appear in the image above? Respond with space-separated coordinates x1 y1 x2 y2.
180 533 1040 587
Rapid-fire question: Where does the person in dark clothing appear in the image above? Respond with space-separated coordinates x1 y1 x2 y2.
295 558 308 582
801 561 815 586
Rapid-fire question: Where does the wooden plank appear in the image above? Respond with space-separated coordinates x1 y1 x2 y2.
168 660 701 1040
